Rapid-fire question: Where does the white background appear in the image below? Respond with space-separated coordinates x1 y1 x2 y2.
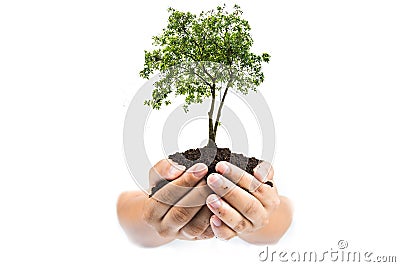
1 0 399 266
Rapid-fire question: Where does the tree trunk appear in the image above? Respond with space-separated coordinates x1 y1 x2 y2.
213 83 230 140
208 119 215 145
207 84 216 146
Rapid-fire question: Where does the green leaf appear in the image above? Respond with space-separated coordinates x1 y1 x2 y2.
139 4 270 112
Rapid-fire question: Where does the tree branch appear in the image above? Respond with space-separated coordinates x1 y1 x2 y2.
208 84 216 142
213 73 233 138
192 69 212 88
200 63 215 83
179 24 217 84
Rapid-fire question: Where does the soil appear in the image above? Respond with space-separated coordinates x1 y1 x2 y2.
150 145 262 196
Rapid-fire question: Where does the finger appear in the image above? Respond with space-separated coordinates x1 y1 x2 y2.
152 163 208 205
206 194 251 234
215 161 277 207
210 215 236 240
149 159 186 188
207 173 265 226
162 180 212 232
216 160 262 193
251 182 280 212
146 163 208 221
180 205 212 239
252 161 279 207
253 161 274 182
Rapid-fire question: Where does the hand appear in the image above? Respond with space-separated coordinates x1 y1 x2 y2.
143 159 214 240
206 161 279 240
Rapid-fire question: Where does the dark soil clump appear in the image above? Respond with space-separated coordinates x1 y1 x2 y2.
150 146 262 196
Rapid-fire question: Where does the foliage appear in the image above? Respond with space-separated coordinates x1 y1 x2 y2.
140 4 269 142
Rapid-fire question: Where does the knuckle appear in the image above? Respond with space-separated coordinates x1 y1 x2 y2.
266 197 280 210
170 207 191 224
272 197 281 208
223 186 235 199
243 201 258 217
255 184 266 195
157 188 175 204
233 219 248 233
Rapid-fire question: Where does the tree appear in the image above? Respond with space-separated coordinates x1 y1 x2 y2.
140 4 270 146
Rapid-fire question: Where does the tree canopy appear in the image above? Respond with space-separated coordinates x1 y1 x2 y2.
140 4 270 144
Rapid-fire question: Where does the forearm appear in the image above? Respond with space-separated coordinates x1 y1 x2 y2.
117 191 175 247
238 196 293 245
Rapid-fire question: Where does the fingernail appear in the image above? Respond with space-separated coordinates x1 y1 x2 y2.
169 164 185 177
189 163 208 178
208 174 223 187
208 194 221 209
211 216 222 227
216 161 229 174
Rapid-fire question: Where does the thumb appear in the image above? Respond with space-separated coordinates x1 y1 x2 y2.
149 159 186 187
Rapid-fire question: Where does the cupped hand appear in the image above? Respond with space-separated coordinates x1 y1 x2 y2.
206 161 279 240
143 159 214 240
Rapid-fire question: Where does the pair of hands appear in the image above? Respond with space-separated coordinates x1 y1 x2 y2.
142 159 280 241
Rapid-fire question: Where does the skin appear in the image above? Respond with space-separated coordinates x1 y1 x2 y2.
117 159 293 247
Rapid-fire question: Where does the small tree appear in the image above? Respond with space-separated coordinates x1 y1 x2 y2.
140 4 270 146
